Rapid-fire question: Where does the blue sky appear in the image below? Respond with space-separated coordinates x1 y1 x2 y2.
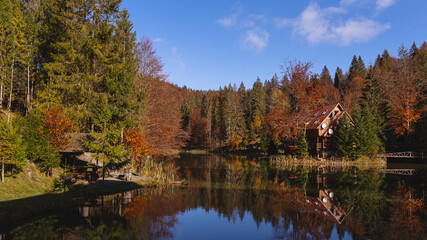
121 0 427 90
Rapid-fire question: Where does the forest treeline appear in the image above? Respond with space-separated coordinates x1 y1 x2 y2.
0 0 426 176
182 43 426 157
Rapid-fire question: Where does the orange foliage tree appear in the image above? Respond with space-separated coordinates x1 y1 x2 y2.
41 106 73 150
137 37 188 156
124 128 151 168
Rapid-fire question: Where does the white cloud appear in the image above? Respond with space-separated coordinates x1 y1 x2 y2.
171 47 186 70
283 2 390 46
244 14 267 27
333 19 390 45
274 17 291 29
376 0 396 11
242 28 269 52
153 38 164 43
217 15 237 28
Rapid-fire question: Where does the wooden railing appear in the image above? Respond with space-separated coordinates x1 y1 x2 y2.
378 151 424 159
378 169 416 175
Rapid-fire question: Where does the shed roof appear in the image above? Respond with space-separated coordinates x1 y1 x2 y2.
61 133 91 152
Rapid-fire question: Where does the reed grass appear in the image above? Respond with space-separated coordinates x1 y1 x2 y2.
270 155 387 171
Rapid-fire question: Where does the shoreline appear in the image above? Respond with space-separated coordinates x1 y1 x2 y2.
0 179 151 227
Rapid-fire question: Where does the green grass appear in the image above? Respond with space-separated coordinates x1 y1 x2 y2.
0 163 54 201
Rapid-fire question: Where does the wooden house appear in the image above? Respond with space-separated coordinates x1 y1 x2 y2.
301 103 349 158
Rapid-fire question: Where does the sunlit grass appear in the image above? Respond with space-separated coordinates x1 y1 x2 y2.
0 162 54 202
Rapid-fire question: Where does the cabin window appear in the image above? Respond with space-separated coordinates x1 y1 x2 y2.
314 112 319 116
334 111 339 116
329 113 333 119
321 110 327 115
313 120 319 125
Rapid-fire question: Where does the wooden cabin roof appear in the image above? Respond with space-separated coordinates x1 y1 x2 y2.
302 103 343 130
61 133 91 153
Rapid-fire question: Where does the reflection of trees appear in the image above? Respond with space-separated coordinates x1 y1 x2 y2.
5 154 427 239
124 189 179 240
10 216 70 239
332 169 387 238
385 186 427 239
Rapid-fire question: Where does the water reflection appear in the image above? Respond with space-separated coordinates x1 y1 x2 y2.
2 154 427 239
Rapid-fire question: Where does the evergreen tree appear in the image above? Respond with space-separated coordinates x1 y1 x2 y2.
352 107 383 157
348 55 366 81
6 0 28 122
23 111 61 176
320 66 333 85
360 67 386 153
334 114 356 160
251 77 266 131
295 132 309 159
377 49 394 72
356 56 366 78
334 67 345 90
0 0 12 111
260 131 269 154
409 42 419 57
0 115 26 178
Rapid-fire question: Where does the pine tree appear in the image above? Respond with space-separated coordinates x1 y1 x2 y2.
334 114 356 160
295 132 309 159
352 107 383 157
6 0 28 122
360 67 386 153
0 115 26 179
334 67 345 90
377 49 394 72
251 77 266 132
0 0 12 111
320 66 333 85
260 131 269 154
348 55 366 81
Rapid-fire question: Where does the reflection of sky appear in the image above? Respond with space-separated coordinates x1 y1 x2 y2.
172 207 353 240
174 207 273 240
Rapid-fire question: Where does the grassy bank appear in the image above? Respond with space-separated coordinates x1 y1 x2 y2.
0 161 184 227
0 163 54 201
0 179 145 227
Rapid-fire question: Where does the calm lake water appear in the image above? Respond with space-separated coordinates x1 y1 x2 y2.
2 153 427 239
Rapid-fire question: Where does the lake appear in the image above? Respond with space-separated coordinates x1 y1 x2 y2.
1 153 427 239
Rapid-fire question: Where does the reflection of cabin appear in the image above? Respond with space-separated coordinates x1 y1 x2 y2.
305 189 347 225
303 167 354 225
301 103 350 158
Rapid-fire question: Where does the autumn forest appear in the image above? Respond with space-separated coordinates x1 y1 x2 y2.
0 0 426 178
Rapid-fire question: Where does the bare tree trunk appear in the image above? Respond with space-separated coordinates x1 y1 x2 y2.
1 160 4 183
7 58 14 123
0 79 3 110
26 62 31 116
0 66 4 110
